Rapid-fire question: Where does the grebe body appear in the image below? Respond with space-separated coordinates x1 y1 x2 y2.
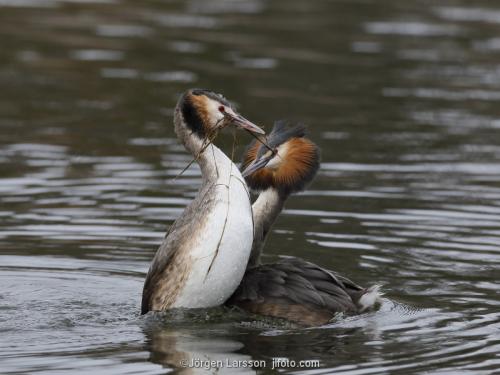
227 121 381 325
141 89 264 314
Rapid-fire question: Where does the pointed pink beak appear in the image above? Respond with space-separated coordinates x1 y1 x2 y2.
224 110 265 135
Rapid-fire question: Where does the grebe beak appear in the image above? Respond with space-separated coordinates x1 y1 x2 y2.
241 153 274 177
224 109 265 134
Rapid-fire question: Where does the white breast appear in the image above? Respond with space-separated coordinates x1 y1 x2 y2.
172 149 253 308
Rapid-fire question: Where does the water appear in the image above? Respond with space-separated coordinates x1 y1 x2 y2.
1 0 500 373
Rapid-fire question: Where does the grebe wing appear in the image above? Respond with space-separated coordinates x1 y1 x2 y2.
142 187 215 314
141 218 187 314
227 257 363 325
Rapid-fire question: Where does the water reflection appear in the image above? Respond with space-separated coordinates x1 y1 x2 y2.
1 0 500 374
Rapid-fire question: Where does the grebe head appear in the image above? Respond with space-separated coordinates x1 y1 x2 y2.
241 120 320 195
178 89 264 138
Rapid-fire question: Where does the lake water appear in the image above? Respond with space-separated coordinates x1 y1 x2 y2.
1 0 499 373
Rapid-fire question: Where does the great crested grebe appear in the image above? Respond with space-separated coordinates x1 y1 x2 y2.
226 121 381 326
141 89 265 314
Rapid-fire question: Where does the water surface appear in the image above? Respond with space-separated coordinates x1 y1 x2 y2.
1 0 500 373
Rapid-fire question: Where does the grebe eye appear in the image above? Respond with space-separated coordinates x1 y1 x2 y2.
218 106 225 113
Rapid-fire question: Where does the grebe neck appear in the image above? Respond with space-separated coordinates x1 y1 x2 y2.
174 107 234 184
248 188 287 268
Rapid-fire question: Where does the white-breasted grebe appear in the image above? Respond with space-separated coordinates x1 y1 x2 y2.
141 89 265 314
226 121 381 326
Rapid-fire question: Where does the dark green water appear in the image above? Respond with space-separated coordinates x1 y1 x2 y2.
1 0 499 373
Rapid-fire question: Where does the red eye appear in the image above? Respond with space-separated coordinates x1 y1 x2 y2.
218 106 225 113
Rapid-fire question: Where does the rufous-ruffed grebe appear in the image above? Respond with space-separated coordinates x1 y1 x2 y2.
226 121 381 326
141 89 266 314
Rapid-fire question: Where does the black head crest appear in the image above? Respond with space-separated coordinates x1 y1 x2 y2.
256 120 306 157
191 88 232 107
